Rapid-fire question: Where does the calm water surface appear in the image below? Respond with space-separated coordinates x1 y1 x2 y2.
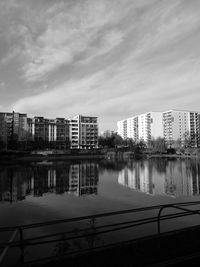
1 157 200 265
1 158 200 227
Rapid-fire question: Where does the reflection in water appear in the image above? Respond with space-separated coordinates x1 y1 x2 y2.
118 159 200 197
1 159 200 204
0 162 99 203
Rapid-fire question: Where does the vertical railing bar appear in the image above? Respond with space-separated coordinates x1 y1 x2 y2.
157 203 200 235
157 204 176 235
0 228 18 265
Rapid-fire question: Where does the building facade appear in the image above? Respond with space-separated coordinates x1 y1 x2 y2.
117 119 127 139
117 110 200 148
0 112 27 146
127 116 138 141
163 110 200 148
117 112 163 144
27 117 70 147
70 115 98 149
0 111 98 149
138 112 163 143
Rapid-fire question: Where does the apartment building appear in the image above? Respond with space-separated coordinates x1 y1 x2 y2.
117 112 163 144
0 112 27 144
0 111 98 149
27 116 70 148
69 117 79 149
70 115 98 149
0 113 7 144
138 112 163 143
163 110 200 147
117 119 127 139
127 116 138 141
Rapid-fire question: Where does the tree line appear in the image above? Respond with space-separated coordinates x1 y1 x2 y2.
99 131 200 154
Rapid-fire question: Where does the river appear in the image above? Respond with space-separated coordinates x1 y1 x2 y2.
1 157 200 265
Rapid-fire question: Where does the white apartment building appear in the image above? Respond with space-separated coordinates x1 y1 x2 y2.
70 115 98 149
69 117 79 149
117 112 163 143
127 116 138 141
138 112 163 142
117 119 127 139
163 110 200 147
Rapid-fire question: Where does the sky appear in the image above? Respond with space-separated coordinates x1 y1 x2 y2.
0 0 200 132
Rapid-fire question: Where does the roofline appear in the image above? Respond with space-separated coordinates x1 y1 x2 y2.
162 109 200 113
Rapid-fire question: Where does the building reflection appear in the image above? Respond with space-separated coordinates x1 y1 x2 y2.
0 162 99 203
118 160 200 197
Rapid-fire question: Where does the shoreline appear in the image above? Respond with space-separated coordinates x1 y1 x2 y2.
146 153 200 159
0 150 199 164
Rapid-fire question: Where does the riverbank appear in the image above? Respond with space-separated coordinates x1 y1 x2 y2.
0 149 200 164
147 153 200 159
0 152 105 164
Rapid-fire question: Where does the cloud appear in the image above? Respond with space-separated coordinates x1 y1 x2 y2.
2 0 200 131
13 71 105 116
21 1 128 82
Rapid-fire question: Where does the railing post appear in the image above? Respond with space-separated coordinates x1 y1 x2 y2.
157 204 175 235
19 227 24 265
157 206 167 235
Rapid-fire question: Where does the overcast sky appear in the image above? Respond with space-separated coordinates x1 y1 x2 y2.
0 0 200 131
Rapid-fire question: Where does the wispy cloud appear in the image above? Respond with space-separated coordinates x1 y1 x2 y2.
13 71 105 116
21 1 128 81
1 0 200 130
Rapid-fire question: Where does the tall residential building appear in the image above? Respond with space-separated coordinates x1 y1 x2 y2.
0 113 7 144
198 114 200 147
0 111 27 145
117 112 163 143
0 111 98 149
127 116 138 141
117 119 127 139
138 112 163 143
163 110 200 147
27 116 70 147
69 115 98 149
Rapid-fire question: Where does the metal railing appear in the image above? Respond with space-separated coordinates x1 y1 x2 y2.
1 201 200 266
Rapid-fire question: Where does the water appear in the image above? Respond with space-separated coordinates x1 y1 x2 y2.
0 158 200 225
1 157 200 264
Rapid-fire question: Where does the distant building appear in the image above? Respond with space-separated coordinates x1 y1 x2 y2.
69 115 98 149
127 116 138 141
117 112 163 144
101 130 115 138
117 119 127 139
0 111 27 145
138 112 163 143
0 111 98 149
117 110 200 148
163 110 200 147
27 116 70 147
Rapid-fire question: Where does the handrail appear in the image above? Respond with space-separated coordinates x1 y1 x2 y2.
1 201 200 266
1 210 200 249
1 200 200 232
0 229 18 265
157 204 200 234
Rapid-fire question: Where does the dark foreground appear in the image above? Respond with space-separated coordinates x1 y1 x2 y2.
21 225 200 267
